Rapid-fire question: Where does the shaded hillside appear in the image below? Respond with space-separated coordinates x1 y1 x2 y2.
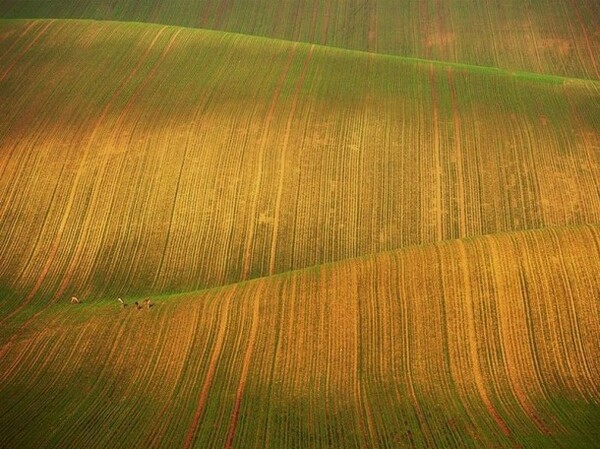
1 224 598 448
1 19 599 317
0 0 598 79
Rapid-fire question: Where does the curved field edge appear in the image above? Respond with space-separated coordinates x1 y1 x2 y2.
1 19 600 313
2 18 598 86
0 223 599 448
0 0 598 80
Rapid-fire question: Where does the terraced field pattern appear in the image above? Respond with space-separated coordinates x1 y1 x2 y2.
0 1 599 448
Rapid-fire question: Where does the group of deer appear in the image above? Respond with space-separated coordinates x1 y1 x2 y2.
118 297 152 310
69 296 153 309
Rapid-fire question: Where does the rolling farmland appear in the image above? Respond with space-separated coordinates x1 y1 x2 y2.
0 0 599 79
1 19 600 314
0 1 599 448
1 224 599 447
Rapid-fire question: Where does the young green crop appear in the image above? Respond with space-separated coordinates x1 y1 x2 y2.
0 0 598 79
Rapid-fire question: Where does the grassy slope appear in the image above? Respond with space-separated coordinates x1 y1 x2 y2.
1 19 600 319
0 224 598 448
0 0 598 79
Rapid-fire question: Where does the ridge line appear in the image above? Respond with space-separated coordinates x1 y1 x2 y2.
151 222 600 300
1 17 599 85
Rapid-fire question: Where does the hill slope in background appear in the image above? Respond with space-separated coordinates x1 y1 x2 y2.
1 224 599 448
1 20 599 319
0 0 598 79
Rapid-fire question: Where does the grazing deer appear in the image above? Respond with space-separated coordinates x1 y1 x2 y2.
117 297 126 308
135 301 142 310
70 296 80 304
144 298 152 309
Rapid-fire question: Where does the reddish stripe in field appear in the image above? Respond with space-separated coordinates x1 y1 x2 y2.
307 0 319 42
433 0 443 59
182 289 233 449
269 45 315 275
419 0 430 59
0 304 80 378
214 0 232 29
570 0 600 79
0 333 39 382
548 228 598 397
490 233 557 435
367 0 378 52
144 308 202 447
352 267 377 446
458 242 511 436
397 263 436 447
0 19 54 82
482 0 500 67
322 0 332 44
0 19 39 60
429 65 443 241
0 303 69 361
0 161 66 283
488 239 551 434
241 46 298 279
198 0 218 27
289 0 305 43
224 286 262 449
447 68 467 236
524 10 544 71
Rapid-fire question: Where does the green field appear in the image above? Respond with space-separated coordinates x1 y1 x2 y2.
0 2 599 448
1 0 599 78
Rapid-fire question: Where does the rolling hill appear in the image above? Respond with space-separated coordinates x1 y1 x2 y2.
0 2 599 448
1 224 599 447
1 0 599 79
1 19 599 318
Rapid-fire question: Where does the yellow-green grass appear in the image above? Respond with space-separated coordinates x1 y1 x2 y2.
1 19 600 320
0 0 598 79
0 224 598 448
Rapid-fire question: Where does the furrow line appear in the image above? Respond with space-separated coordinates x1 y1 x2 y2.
182 287 233 449
269 44 315 275
224 284 262 448
241 44 298 279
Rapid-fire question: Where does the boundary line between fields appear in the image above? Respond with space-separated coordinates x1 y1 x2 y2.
1 17 599 86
